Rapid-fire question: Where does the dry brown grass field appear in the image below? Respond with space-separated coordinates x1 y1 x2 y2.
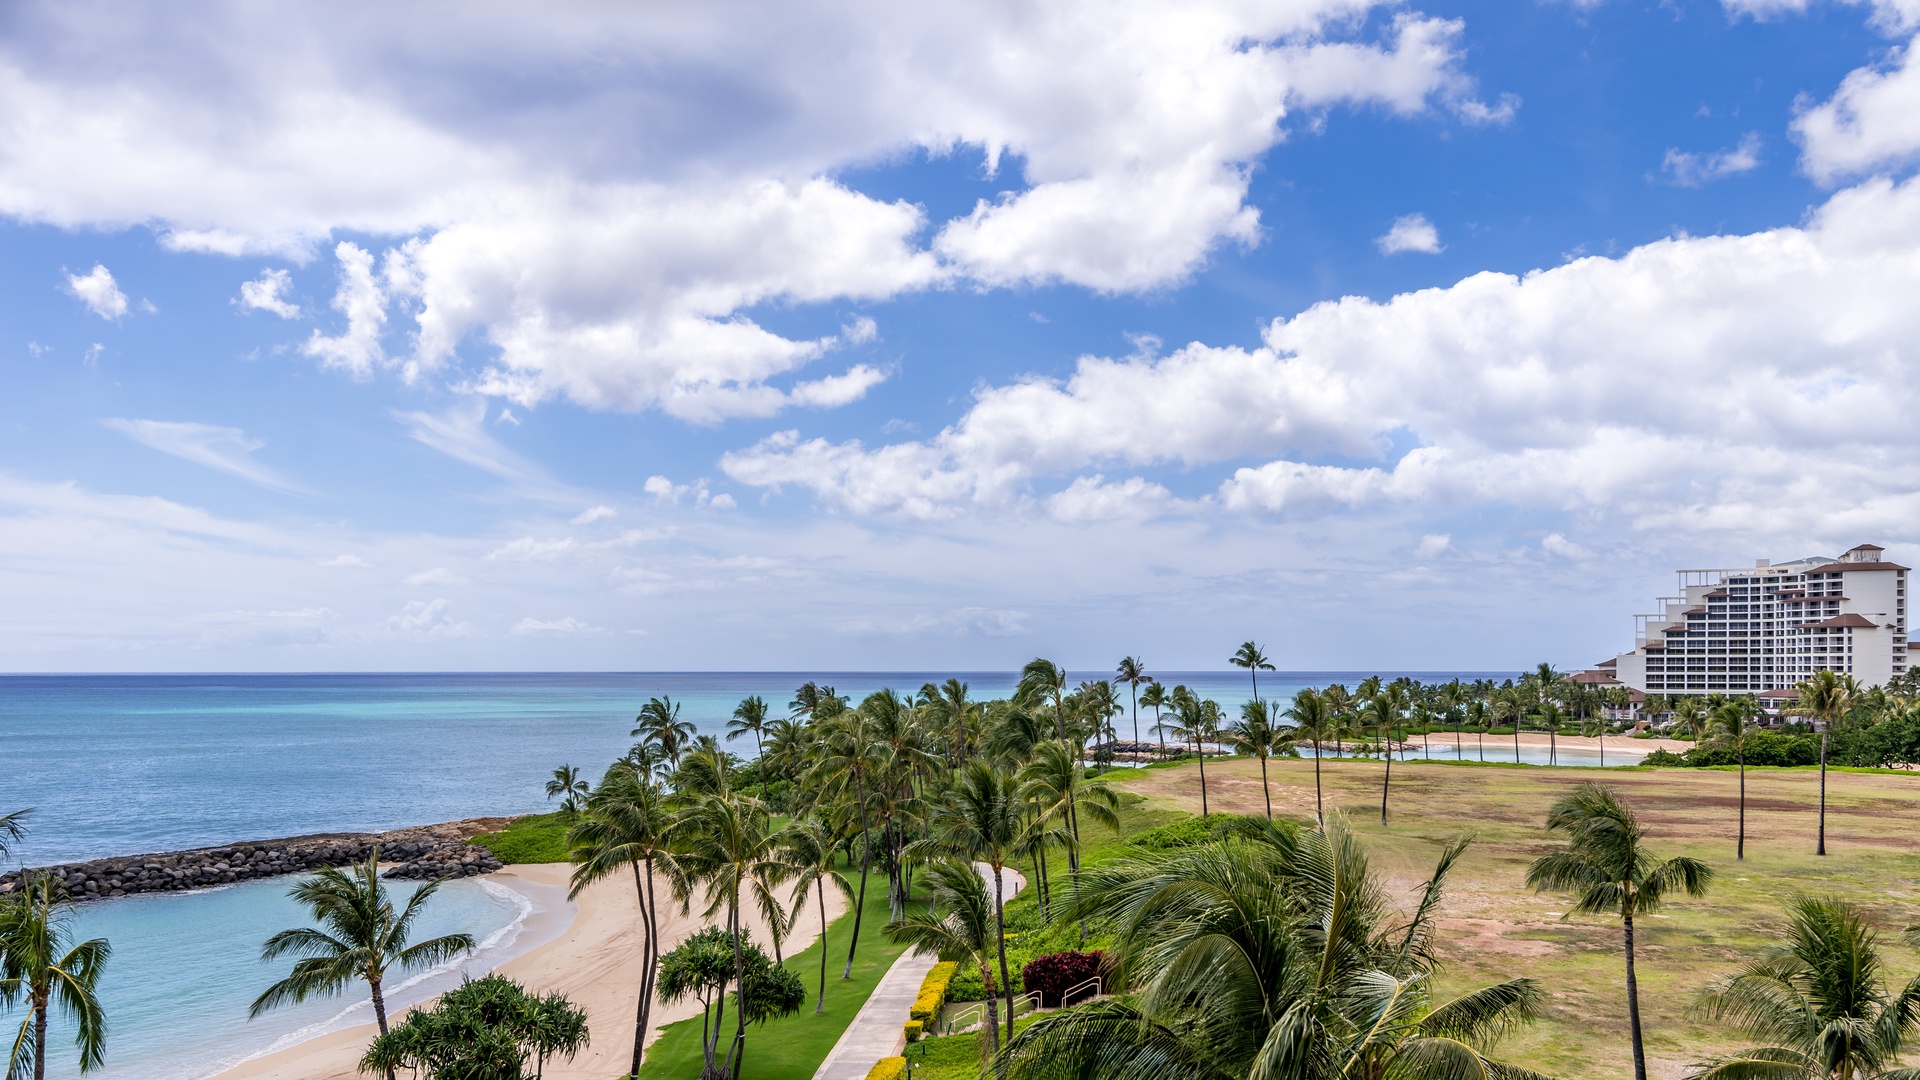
1117 752 1920 1079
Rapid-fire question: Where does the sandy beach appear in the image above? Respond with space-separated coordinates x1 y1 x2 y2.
212 863 847 1080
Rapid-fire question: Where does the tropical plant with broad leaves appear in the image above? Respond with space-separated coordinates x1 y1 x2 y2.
251 850 475 1080
1527 783 1712 1080
360 975 588 1080
0 872 110 1080
884 858 1009 1066
997 817 1548 1080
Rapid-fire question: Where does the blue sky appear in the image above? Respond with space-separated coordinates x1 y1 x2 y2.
4 0 1919 672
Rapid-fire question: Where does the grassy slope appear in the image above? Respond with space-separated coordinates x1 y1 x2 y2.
638 862 910 1080
468 811 571 863
1119 753 1920 1080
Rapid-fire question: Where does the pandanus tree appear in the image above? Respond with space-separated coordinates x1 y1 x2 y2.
998 818 1548 1080
0 873 109 1080
360 975 588 1080
1709 698 1759 860
1527 783 1713 1080
1794 670 1857 857
253 851 475 1080
1688 895 1920 1080
568 765 683 1078
884 859 1010 1067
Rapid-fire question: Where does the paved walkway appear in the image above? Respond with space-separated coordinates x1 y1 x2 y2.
812 864 1026 1080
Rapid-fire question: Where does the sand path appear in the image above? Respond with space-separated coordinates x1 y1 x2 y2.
214 863 847 1080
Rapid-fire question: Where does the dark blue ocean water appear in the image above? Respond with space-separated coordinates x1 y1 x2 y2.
0 670 1514 867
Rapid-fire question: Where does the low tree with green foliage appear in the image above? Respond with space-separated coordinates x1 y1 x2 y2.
360 975 588 1080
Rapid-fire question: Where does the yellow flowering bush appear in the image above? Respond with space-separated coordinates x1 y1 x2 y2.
909 961 960 1022
904 1019 924 1042
866 1056 906 1080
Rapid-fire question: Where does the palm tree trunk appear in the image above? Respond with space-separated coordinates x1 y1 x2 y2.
1623 912 1648 1080
1381 743 1393 825
369 977 395 1080
1154 706 1165 760
630 862 653 1077
992 865 1014 1045
844 775 872 979
1196 741 1209 817
1258 753 1272 820
982 985 1001 1063
815 879 830 1013
32 1001 46 1080
1818 730 1830 856
1312 739 1324 827
1737 751 1746 860
728 900 749 1080
1515 723 1521 763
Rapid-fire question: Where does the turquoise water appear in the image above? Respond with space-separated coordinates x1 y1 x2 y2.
34 874 530 1079
1 669 1525 1078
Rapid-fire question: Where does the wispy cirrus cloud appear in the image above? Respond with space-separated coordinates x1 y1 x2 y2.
101 418 302 492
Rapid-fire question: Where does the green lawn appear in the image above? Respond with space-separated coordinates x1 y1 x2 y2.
639 863 911 1080
908 1015 1041 1080
468 811 571 863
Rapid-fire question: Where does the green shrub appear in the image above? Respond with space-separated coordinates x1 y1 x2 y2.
468 812 570 863
866 1056 906 1080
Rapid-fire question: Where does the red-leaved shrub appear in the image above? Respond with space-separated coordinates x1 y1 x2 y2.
1020 950 1105 1007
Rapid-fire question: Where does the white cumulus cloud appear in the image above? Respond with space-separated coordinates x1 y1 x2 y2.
64 264 127 319
1375 213 1443 255
237 268 300 318
1660 133 1763 186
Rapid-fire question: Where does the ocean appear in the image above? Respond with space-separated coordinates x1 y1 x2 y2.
0 669 1524 1078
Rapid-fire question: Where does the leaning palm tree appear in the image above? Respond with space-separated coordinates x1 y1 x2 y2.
777 819 855 1014
1794 670 1857 857
1284 687 1332 826
1138 680 1168 760
1709 699 1758 860
252 850 475 1080
568 766 683 1078
1228 641 1275 705
1527 783 1713 1080
885 859 1009 1065
1688 895 1920 1080
999 817 1547 1080
0 872 109 1080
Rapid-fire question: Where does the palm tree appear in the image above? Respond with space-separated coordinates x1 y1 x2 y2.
1228 641 1275 705
1689 895 1920 1080
1138 680 1167 760
1021 740 1121 945
253 850 475 1079
675 790 783 1080
1795 670 1857 857
1227 698 1286 820
1168 691 1220 817
1115 657 1146 753
885 859 1009 1065
909 761 1048 1044
1017 658 1072 750
1360 691 1400 824
1709 699 1758 860
806 705 880 980
1527 782 1713 1080
0 873 109 1080
999 818 1546 1080
569 766 682 1078
777 819 855 1014
1465 698 1491 762
1284 688 1332 826
1539 702 1567 767
726 695 772 797
545 764 589 816
0 809 27 863
633 696 697 768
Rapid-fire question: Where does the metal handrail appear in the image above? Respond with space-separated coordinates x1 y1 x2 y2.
1012 991 1043 1015
942 1003 985 1034
1061 977 1102 1007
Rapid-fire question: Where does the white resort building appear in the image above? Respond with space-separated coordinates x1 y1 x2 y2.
1597 544 1909 695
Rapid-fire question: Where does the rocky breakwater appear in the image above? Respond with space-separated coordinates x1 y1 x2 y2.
0 817 515 902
